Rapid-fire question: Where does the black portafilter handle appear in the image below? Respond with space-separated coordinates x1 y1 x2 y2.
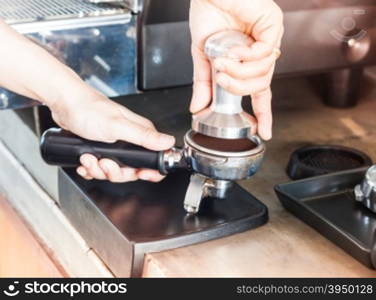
40 128 186 174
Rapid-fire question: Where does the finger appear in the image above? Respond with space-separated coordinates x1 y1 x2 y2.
190 44 212 113
249 3 284 55
109 119 175 151
252 87 273 140
210 0 284 48
119 167 139 182
137 169 165 182
118 105 156 130
80 154 107 180
99 159 125 183
76 166 94 180
216 72 272 96
227 44 273 62
252 1 284 47
276 25 285 49
214 55 275 80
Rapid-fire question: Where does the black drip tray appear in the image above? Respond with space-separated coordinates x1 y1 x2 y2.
59 169 268 276
275 167 376 269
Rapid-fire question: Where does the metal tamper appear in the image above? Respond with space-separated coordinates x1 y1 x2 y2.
192 30 256 139
40 30 265 214
184 30 264 213
355 165 376 213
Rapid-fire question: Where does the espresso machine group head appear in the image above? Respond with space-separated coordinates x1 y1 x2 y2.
40 30 265 214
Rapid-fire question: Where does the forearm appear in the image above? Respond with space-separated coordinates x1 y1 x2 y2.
0 19 88 107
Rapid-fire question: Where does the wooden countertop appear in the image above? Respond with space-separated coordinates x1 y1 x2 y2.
143 76 376 277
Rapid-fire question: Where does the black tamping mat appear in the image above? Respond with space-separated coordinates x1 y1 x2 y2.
59 169 268 276
275 167 376 269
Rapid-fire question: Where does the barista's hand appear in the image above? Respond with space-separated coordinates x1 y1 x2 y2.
190 0 284 140
0 19 174 183
50 85 175 183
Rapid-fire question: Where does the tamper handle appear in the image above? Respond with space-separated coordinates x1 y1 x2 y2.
205 30 253 115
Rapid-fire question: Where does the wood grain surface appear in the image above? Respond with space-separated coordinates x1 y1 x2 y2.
0 196 64 277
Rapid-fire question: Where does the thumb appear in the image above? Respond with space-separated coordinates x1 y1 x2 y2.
190 44 212 113
252 87 273 140
110 118 175 151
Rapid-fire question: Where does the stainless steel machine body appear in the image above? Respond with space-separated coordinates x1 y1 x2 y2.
2 0 376 110
0 0 138 109
87 0 141 12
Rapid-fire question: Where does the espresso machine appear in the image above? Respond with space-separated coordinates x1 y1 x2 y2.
2 0 376 277
2 0 376 110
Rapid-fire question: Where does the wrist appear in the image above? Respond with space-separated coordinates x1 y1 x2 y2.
44 67 95 112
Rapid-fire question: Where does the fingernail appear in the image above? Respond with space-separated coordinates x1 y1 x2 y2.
264 132 272 141
80 157 91 168
139 173 150 181
77 168 87 177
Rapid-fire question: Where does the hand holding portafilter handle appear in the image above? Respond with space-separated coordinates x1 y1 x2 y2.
40 128 186 174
